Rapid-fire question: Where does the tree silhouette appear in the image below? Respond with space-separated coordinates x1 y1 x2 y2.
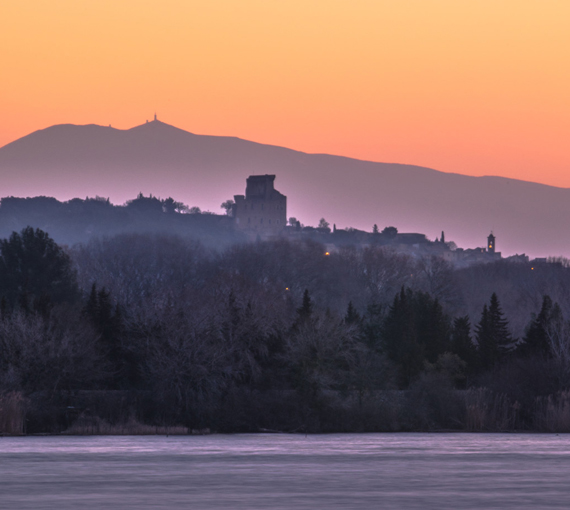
381 226 398 238
520 295 553 358
125 193 163 214
381 288 423 386
220 200 235 216
476 293 512 370
162 197 188 214
451 315 478 371
344 301 361 325
83 283 125 385
0 227 77 310
297 289 313 323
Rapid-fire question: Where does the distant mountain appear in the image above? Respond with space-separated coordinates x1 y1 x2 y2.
0 119 568 257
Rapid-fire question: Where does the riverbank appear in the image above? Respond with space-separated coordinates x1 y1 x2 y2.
3 385 570 436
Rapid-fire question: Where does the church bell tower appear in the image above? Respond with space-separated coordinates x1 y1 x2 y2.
487 232 496 254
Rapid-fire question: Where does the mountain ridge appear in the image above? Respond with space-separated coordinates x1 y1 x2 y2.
4 120 565 189
1 120 569 257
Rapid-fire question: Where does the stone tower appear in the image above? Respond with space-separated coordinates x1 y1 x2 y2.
487 232 496 254
233 175 286 236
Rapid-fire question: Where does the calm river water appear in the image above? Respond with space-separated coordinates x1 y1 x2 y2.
1 433 570 509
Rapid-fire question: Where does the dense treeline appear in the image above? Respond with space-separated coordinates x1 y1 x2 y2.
0 195 242 248
2 227 570 434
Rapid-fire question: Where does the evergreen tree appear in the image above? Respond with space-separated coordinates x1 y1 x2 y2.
415 293 450 363
520 295 553 358
85 283 98 319
381 287 452 386
488 292 512 353
223 291 241 342
361 303 384 350
476 304 492 369
344 301 361 325
95 287 114 335
0 227 78 309
297 289 313 323
0 296 6 321
83 283 124 383
381 287 423 386
476 293 512 370
451 315 478 371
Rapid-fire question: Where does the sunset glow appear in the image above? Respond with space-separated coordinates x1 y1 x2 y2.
2 1 570 186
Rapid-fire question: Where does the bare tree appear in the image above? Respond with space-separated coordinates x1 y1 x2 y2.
417 256 463 313
0 308 106 393
545 304 570 380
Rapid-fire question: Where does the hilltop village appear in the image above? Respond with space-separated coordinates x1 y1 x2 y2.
232 174 531 268
0 173 537 267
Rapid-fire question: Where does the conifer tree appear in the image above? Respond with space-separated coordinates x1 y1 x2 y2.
381 287 423 386
476 304 492 369
223 291 241 342
0 296 6 321
297 289 313 323
416 294 450 363
83 283 124 382
451 315 478 371
344 301 361 325
521 295 553 358
476 293 512 370
361 303 384 350
0 227 78 309
84 283 98 319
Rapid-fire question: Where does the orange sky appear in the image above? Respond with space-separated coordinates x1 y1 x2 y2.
2 1 570 186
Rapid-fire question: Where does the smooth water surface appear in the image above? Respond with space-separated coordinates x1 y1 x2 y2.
1 433 570 509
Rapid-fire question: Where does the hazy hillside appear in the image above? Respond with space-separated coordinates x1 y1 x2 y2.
1 119 568 257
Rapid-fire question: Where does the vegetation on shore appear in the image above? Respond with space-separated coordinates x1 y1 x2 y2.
2 227 570 434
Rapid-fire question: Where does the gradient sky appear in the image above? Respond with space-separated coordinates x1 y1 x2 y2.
2 1 570 187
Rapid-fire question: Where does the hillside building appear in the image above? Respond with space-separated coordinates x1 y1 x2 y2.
487 232 496 253
231 175 508 268
233 175 286 236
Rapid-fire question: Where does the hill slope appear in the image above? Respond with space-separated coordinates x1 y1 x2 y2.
0 119 568 257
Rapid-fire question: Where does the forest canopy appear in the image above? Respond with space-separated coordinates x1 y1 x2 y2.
2 228 570 434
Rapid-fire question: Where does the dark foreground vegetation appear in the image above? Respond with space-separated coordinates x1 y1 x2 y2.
2 227 570 434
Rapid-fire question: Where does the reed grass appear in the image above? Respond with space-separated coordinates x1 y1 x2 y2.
465 388 519 431
0 392 26 435
534 390 570 432
63 414 188 435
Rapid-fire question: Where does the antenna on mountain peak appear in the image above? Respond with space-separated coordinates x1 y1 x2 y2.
154 113 157 121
